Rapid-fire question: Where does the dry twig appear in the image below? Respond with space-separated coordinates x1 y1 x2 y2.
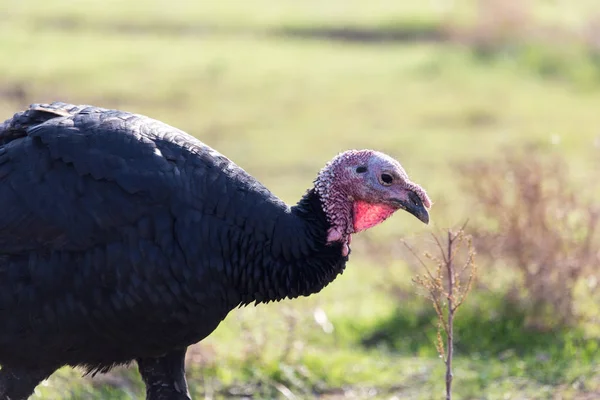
409 225 477 400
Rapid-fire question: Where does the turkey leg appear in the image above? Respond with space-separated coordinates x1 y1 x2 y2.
137 348 191 400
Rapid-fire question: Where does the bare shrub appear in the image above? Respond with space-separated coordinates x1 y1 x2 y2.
582 14 600 53
471 0 533 45
445 0 534 50
409 226 477 400
458 145 600 327
443 0 600 86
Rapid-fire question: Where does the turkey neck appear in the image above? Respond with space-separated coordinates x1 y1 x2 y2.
236 188 348 306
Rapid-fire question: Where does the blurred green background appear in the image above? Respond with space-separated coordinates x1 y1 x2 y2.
1 0 600 399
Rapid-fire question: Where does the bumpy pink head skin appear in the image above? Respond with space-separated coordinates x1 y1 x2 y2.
314 149 431 256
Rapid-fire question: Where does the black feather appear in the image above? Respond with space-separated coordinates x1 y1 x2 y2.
0 103 348 389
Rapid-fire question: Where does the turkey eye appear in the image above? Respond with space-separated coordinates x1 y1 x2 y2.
380 173 393 185
356 166 367 173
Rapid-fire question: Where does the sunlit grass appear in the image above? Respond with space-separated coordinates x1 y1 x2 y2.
1 0 600 398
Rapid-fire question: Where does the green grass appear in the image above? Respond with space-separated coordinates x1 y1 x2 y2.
2 0 600 398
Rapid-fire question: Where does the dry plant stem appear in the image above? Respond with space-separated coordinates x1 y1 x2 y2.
445 230 454 400
409 224 476 400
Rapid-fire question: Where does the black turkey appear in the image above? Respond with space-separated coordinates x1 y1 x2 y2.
0 102 431 399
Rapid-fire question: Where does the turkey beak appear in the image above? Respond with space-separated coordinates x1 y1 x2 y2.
392 191 430 225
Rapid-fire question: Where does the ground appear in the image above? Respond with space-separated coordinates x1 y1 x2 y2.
1 1 600 399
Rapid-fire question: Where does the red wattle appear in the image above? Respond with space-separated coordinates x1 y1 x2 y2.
352 201 396 232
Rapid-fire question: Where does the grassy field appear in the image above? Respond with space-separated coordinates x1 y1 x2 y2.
1 1 600 399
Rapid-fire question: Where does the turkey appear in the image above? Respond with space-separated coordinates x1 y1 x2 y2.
0 102 431 400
